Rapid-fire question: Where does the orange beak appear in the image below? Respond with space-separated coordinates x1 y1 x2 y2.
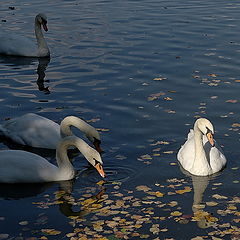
95 163 106 178
93 140 103 154
206 132 214 146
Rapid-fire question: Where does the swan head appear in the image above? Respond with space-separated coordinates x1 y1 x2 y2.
36 13 48 31
195 118 215 146
87 134 103 154
86 149 106 178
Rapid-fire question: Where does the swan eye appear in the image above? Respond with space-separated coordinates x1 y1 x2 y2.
206 127 212 134
42 18 47 24
94 138 101 144
93 157 100 166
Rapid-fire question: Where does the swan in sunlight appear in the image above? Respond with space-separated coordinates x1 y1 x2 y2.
0 135 105 183
0 113 103 153
177 118 226 176
0 13 50 57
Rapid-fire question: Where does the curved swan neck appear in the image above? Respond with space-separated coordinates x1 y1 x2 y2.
35 18 49 57
56 136 93 170
60 116 99 142
193 125 205 160
192 124 212 175
56 138 75 178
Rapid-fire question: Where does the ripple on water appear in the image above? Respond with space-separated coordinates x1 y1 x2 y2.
78 164 137 185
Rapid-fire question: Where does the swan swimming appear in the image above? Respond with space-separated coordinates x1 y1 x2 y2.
0 113 102 152
177 118 226 176
0 135 105 183
0 13 50 57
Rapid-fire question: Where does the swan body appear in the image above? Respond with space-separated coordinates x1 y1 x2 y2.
0 113 102 152
177 118 226 176
0 136 105 183
0 13 50 57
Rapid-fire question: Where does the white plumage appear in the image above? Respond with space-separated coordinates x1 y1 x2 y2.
177 118 226 176
0 136 105 183
0 13 50 57
0 113 102 152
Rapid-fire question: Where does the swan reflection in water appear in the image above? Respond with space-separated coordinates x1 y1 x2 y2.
180 167 219 229
36 57 50 94
0 178 106 220
0 55 50 94
57 180 106 218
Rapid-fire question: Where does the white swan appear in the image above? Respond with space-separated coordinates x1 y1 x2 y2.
0 113 102 152
0 135 105 183
177 118 226 176
0 13 50 57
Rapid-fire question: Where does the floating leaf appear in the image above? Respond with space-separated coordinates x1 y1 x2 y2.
206 201 218 207
0 234 9 240
212 194 228 199
226 99 237 103
41 229 61 235
175 186 191 194
163 151 174 154
164 97 173 101
136 185 151 192
170 211 182 216
19 221 28 226
208 73 217 77
96 180 105 186
148 92 165 101
153 77 167 81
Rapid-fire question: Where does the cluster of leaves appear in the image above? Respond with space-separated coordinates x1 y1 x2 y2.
2 175 238 240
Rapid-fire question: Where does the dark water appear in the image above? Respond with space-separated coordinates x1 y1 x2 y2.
0 0 240 239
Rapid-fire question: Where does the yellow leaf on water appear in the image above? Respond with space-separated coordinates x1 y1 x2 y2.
163 151 174 154
41 229 61 235
153 77 167 81
82 198 96 206
170 211 182 216
205 215 218 222
212 194 228 200
136 185 151 192
227 205 237 210
208 73 217 77
175 186 192 194
191 237 205 240
206 201 218 207
164 97 173 101
148 191 164 197
155 191 164 197
96 180 105 186
168 201 178 207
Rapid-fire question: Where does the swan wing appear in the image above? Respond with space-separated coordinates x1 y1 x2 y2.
209 143 227 173
177 129 195 171
0 32 38 57
0 150 58 183
0 113 61 149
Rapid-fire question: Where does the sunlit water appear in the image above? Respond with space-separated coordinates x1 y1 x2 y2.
0 0 240 239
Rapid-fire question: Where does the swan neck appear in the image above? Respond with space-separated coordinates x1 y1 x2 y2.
35 20 49 56
60 116 96 141
56 139 75 178
194 126 205 159
191 125 212 175
56 136 92 172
